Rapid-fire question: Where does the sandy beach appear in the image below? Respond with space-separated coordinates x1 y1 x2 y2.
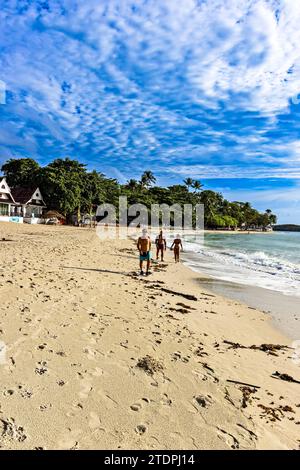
0 222 299 450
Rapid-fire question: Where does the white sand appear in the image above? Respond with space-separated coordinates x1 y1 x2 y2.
0 223 299 450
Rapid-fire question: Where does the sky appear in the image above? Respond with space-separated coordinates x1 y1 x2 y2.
0 0 300 223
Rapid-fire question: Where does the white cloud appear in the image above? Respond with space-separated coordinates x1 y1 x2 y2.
1 0 300 192
171 164 300 179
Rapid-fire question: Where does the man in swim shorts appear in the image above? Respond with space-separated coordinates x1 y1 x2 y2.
155 230 167 262
137 228 152 275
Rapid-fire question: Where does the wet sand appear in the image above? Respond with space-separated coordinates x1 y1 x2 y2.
192 278 300 341
182 247 300 341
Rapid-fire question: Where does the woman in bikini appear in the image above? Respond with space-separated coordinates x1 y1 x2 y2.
155 230 167 262
171 235 183 263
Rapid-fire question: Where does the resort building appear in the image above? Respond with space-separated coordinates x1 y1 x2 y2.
0 177 17 221
11 187 46 223
0 178 47 224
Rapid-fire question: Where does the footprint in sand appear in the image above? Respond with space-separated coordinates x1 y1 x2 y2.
193 394 213 409
160 393 173 406
135 424 147 435
88 411 102 431
130 403 142 412
57 429 82 450
0 417 27 443
39 403 52 412
77 367 104 399
130 398 150 412
78 381 93 399
171 351 190 363
91 367 104 377
192 368 219 384
217 427 239 449
35 361 48 375
18 385 33 398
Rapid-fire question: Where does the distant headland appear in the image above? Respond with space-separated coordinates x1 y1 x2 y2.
274 224 300 232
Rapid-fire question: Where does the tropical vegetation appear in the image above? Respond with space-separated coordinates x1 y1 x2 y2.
1 158 277 229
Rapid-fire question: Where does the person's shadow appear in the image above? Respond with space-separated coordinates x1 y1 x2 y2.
61 266 128 276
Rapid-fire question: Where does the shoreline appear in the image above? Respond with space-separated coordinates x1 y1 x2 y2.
181 254 300 341
204 229 274 234
194 277 300 342
0 222 299 450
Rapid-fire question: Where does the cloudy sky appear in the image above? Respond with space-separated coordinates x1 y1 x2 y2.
1 0 300 223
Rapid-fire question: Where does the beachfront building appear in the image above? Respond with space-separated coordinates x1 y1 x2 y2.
0 178 47 224
0 177 18 222
11 187 46 224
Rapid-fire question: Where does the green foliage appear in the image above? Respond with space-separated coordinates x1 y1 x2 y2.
140 170 156 188
81 171 107 215
1 157 277 228
1 158 40 188
40 158 87 218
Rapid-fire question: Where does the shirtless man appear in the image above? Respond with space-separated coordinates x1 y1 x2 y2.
155 230 167 262
171 234 183 263
137 228 152 275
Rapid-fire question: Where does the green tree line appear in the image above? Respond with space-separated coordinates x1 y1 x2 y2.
1 157 277 229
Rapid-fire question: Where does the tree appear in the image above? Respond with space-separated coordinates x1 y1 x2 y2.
140 171 156 188
125 179 139 191
1 156 277 229
191 180 203 193
101 177 120 207
208 214 226 228
82 171 106 222
227 202 243 226
200 190 224 227
1 158 40 187
223 215 238 229
183 178 193 191
41 158 87 220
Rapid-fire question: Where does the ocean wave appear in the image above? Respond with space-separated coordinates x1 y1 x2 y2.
182 241 300 296
203 248 300 275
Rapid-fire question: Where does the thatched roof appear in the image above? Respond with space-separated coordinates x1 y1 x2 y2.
44 210 65 219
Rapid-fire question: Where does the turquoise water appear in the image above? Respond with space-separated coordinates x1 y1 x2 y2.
183 232 300 297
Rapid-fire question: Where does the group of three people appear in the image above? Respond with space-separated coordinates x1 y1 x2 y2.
137 229 183 276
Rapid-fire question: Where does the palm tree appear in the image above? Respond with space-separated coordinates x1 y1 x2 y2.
265 209 276 227
183 178 193 192
140 171 156 188
126 179 139 191
191 180 203 193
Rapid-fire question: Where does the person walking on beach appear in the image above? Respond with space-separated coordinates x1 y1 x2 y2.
155 230 167 262
137 228 152 275
171 234 183 263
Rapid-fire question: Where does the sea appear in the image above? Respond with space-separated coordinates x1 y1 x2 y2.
177 231 300 339
182 231 300 298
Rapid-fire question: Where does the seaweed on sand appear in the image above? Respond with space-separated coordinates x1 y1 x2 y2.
136 355 163 375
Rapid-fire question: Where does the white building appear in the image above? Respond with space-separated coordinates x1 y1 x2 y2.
11 187 46 223
0 177 18 222
0 178 46 223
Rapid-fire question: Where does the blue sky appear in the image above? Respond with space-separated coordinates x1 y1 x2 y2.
0 0 300 223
